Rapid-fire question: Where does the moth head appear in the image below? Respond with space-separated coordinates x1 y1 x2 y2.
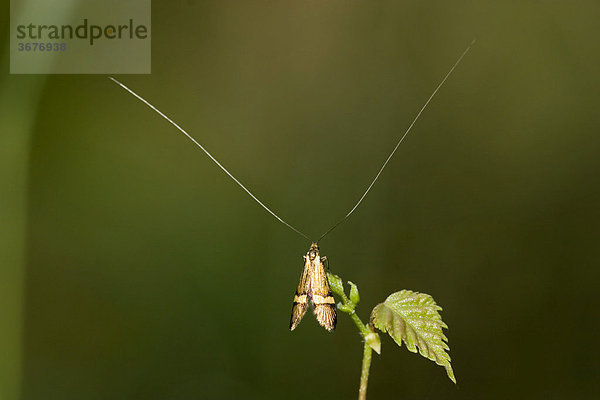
308 243 319 260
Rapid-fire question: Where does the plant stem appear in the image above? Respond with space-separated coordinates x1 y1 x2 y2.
327 273 381 400
359 341 373 400
349 310 371 337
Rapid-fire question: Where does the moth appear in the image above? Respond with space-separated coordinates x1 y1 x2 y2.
290 243 336 331
109 40 473 333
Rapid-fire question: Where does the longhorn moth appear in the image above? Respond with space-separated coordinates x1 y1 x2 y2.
109 40 474 332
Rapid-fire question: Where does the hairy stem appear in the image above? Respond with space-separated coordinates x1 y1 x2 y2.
349 310 371 337
327 273 381 400
359 342 373 400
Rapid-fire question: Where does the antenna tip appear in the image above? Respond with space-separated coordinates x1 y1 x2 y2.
108 76 123 86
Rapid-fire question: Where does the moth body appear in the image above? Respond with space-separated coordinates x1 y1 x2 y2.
289 243 337 331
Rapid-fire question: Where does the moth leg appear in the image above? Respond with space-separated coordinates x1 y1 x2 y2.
321 256 333 274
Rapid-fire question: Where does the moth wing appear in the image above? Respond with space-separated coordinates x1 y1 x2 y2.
289 258 310 331
311 256 337 331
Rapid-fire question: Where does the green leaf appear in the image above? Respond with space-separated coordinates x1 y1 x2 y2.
365 331 381 354
327 273 345 298
348 281 360 304
370 290 455 383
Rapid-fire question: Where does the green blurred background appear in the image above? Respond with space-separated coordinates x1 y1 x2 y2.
2 1 600 399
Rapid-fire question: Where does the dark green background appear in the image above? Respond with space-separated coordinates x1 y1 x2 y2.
2 1 599 399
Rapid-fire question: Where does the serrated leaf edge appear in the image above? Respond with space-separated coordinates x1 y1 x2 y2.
370 290 456 383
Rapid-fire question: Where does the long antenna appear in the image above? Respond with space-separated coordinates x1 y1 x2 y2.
317 39 476 243
109 77 312 242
